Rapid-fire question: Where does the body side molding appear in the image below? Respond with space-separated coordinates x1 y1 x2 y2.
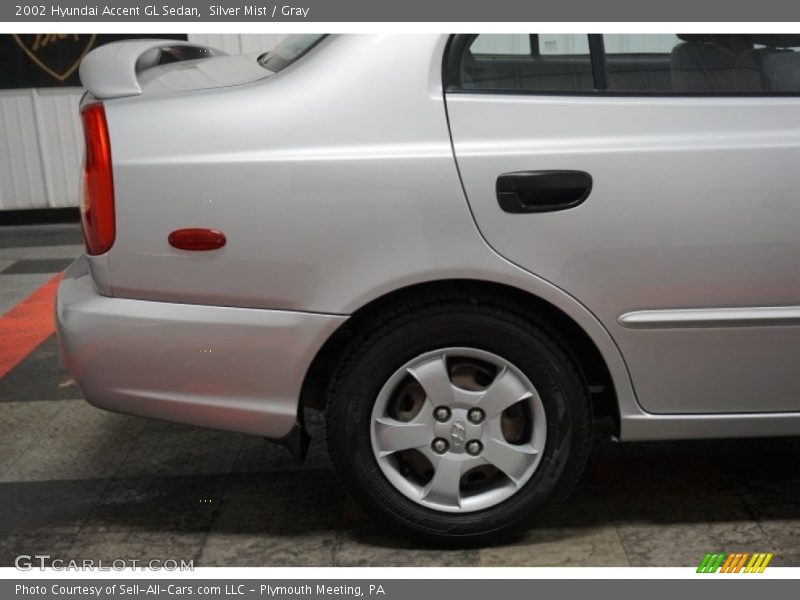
619 306 800 329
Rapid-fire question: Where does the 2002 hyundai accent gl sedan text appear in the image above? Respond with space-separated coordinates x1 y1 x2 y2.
57 33 800 542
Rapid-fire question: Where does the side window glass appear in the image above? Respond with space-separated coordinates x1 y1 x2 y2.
449 34 800 95
458 34 594 93
469 34 531 56
603 34 681 93
603 34 800 94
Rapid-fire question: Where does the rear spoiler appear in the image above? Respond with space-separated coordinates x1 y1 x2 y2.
79 39 226 99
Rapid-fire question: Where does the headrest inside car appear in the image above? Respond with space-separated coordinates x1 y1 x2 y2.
676 34 800 49
676 34 717 43
747 34 800 48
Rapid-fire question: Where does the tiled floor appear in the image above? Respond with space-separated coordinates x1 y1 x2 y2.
1 223 800 567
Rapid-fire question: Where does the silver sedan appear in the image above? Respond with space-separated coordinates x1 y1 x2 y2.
57 33 800 542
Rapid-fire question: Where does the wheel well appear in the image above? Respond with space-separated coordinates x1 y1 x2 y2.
299 279 619 433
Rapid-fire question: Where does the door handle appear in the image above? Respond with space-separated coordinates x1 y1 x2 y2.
496 170 592 213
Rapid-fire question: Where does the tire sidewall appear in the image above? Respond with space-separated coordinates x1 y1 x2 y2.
328 308 590 540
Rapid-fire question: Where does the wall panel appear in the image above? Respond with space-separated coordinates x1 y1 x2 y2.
0 34 284 210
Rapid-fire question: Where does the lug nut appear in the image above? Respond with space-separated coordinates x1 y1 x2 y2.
432 438 449 454
433 406 451 422
466 440 483 456
467 408 485 424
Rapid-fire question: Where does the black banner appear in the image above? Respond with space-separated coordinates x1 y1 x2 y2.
0 34 187 88
2 0 800 22
4 579 799 600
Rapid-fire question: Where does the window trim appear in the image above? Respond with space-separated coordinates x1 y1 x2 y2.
588 34 607 90
443 33 800 98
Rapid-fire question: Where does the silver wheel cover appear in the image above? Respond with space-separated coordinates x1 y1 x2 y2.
369 347 547 513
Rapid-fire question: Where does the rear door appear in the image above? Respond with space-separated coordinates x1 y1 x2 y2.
445 33 800 414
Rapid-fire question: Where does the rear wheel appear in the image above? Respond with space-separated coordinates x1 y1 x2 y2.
326 297 592 543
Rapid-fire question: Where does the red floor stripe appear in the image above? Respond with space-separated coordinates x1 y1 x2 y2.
0 273 62 378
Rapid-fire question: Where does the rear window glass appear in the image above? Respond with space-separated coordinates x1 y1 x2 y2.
258 34 327 72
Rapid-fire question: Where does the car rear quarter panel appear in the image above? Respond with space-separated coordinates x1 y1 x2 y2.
99 33 645 435
105 35 486 313
101 34 800 441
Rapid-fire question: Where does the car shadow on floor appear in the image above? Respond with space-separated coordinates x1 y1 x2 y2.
101 427 800 539
3 409 800 566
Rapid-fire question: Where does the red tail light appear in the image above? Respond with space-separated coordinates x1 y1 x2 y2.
80 102 115 255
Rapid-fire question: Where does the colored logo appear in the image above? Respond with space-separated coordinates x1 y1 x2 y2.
697 552 773 573
11 34 98 82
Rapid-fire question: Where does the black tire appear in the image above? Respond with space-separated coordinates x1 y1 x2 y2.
325 294 592 544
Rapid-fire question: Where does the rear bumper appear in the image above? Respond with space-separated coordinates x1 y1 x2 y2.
56 256 347 439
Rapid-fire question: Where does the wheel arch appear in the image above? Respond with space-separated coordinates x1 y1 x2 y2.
300 278 621 434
